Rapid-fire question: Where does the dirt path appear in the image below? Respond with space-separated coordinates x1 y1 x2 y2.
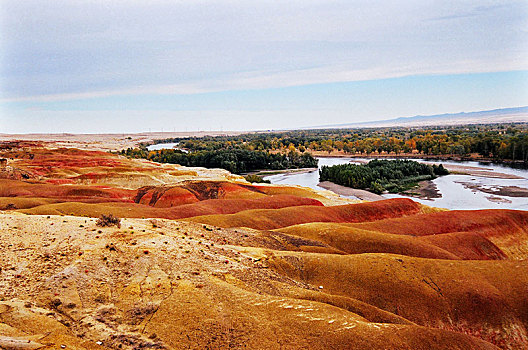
247 167 318 176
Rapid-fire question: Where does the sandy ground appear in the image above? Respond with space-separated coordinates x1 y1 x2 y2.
0 131 247 152
403 180 441 200
318 181 385 201
2 208 524 349
456 182 528 198
0 212 325 349
248 168 318 176
440 164 524 179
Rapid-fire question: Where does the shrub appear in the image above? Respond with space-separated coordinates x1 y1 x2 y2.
369 180 385 194
433 164 449 175
96 214 121 228
244 174 271 183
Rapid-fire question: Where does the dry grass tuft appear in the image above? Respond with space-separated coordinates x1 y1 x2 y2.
96 213 121 228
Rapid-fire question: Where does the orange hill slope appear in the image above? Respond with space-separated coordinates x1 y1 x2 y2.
1 146 528 349
345 209 528 259
0 179 136 203
185 198 424 229
0 214 504 350
274 222 462 259
20 195 323 219
273 221 513 260
265 251 528 349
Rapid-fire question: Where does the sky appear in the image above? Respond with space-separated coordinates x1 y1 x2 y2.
0 0 527 133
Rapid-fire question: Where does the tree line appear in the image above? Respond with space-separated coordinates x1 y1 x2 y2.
120 148 317 174
147 123 528 163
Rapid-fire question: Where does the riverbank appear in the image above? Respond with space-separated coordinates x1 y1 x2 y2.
346 158 524 180
402 180 441 199
247 167 318 177
312 151 476 160
318 181 385 201
264 156 528 210
312 151 527 167
442 164 524 179
455 182 528 198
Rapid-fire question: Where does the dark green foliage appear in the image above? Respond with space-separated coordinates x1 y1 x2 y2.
123 148 317 174
370 180 384 195
319 159 449 194
120 147 148 158
244 174 271 184
432 164 449 175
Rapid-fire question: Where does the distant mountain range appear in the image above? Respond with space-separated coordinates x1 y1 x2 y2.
307 106 528 129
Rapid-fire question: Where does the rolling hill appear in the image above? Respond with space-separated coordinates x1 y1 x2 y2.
0 143 526 349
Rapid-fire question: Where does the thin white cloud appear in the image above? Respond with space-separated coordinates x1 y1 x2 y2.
0 0 527 106
2 54 526 103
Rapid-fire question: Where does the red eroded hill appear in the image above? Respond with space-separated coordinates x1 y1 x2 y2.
134 181 269 207
186 198 423 229
136 185 200 207
2 146 528 349
274 222 510 260
0 179 136 203
6 176 326 218
348 209 528 237
274 223 460 259
11 147 124 177
345 209 528 259
135 181 328 206
20 194 323 219
2 146 199 186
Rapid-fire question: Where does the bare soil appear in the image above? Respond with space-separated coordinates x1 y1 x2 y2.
456 182 528 198
318 181 385 201
403 180 441 200
0 131 246 152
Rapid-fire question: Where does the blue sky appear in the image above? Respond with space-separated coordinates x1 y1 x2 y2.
1 0 527 133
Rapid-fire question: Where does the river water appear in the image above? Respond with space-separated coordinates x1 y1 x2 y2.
147 143 188 152
264 158 528 211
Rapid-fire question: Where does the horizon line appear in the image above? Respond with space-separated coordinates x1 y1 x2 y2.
1 105 527 136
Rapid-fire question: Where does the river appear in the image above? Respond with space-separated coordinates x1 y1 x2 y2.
264 157 528 210
147 142 188 152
